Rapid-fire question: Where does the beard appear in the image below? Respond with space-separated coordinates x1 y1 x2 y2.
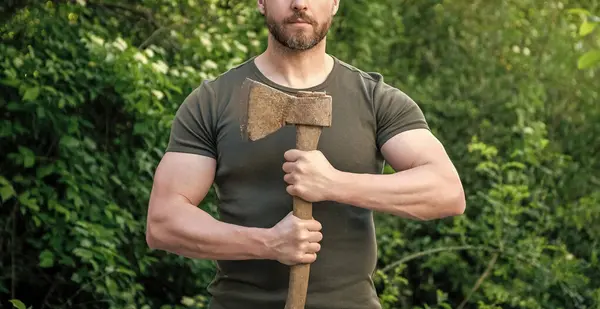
264 9 332 51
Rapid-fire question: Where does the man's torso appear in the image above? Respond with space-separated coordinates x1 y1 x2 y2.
166 56 428 309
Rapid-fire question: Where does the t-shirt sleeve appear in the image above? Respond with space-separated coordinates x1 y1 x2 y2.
373 80 430 150
165 80 218 159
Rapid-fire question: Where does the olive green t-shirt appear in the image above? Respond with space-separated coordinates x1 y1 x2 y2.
165 55 429 309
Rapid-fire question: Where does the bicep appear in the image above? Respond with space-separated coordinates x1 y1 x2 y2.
148 152 216 217
380 129 454 173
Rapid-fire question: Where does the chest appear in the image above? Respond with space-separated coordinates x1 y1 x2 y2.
213 88 384 182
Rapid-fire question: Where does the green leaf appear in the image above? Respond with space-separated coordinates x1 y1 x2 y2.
9 299 26 309
73 247 94 260
111 175 123 186
0 185 16 202
579 21 597 36
116 267 136 276
567 8 590 16
0 176 16 201
0 78 20 87
18 146 36 168
133 122 148 135
60 135 80 148
18 191 40 212
105 276 118 294
577 50 600 69
22 87 40 102
39 249 55 268
37 164 55 178
181 296 195 306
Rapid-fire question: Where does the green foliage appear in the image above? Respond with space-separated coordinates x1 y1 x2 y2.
1 0 599 308
568 7 600 69
9 299 30 309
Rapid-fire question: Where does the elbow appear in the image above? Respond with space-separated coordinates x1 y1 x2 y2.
145 223 160 249
422 174 465 221
451 191 466 217
145 220 161 250
145 210 169 250
444 177 466 217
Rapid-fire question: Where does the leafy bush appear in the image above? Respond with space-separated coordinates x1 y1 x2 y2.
1 0 598 308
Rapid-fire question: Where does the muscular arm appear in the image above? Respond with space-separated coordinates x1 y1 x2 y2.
329 129 465 220
145 152 274 260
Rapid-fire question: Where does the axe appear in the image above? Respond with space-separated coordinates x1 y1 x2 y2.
239 78 332 309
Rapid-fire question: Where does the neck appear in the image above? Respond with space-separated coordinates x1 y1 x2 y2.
255 36 333 89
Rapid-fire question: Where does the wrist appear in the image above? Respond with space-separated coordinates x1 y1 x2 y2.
253 227 277 260
327 169 351 202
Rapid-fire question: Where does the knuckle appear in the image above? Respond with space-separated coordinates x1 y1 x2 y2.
294 220 303 230
296 159 306 174
299 231 309 240
293 231 302 241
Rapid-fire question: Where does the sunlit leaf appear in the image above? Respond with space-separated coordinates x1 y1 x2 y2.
579 20 597 36
578 50 600 69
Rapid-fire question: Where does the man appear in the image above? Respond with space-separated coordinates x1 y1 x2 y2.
145 0 465 308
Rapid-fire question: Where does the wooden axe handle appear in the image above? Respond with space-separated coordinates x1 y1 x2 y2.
284 124 323 309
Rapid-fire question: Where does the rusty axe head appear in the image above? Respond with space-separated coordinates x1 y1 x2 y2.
239 78 332 141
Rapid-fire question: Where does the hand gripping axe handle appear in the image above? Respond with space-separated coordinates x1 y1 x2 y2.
239 78 333 309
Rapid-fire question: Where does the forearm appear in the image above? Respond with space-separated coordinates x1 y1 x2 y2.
146 196 273 260
330 163 465 220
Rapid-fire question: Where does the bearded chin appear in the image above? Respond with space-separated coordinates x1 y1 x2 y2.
265 16 331 51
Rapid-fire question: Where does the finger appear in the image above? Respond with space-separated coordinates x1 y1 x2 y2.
307 231 323 243
286 185 303 197
305 219 322 231
283 173 295 184
305 242 321 254
284 149 303 162
300 253 317 264
282 162 294 173
286 185 295 196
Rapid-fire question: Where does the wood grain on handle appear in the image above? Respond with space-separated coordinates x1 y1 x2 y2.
284 124 323 309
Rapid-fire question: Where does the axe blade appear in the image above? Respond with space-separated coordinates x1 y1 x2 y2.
239 78 291 141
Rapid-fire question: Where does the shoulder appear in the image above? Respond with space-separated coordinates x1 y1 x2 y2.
332 57 405 98
333 57 384 86
332 57 412 105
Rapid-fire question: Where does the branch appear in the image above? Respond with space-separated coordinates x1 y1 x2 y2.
379 245 497 274
41 279 59 309
11 202 17 299
457 252 499 309
86 1 160 29
138 25 172 50
60 269 115 307
137 13 221 50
